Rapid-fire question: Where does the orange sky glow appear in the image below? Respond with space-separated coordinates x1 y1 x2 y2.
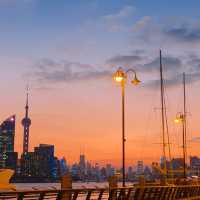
0 78 198 167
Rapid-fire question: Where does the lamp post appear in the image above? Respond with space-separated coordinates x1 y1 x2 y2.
174 112 186 179
113 67 140 187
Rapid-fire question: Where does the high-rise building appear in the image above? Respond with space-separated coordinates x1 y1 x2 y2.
22 90 31 154
35 144 56 177
172 158 184 170
171 158 184 178
127 166 133 180
20 144 56 178
79 154 86 169
190 156 200 176
59 157 68 176
0 115 17 169
106 164 115 178
20 152 37 177
136 160 144 176
79 154 86 180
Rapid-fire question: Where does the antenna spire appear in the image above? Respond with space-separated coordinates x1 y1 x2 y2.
22 85 32 154
26 85 29 107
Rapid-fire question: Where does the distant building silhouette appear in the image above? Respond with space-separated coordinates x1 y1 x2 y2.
190 156 200 176
79 154 86 180
20 144 58 179
0 115 18 170
22 90 31 154
136 160 144 176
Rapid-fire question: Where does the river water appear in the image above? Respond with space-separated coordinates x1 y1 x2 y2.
15 182 110 190
14 182 135 190
4 183 133 199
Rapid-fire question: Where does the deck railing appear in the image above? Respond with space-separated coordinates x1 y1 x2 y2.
1 185 200 199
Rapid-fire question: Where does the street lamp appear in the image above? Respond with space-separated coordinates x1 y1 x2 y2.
113 67 140 187
174 112 186 179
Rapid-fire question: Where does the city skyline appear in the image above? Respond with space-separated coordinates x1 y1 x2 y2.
1 0 200 166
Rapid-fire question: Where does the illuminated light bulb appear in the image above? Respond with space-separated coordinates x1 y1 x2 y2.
113 69 126 83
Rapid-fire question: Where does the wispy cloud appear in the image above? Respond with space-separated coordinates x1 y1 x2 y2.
145 72 200 89
107 54 143 66
28 58 111 87
25 10 200 89
107 50 200 88
103 5 135 21
132 16 151 32
142 56 183 73
101 5 135 32
164 25 200 43
107 52 183 73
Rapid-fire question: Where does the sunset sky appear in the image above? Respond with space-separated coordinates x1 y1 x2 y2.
1 0 200 167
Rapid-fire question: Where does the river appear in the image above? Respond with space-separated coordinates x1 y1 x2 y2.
15 182 109 190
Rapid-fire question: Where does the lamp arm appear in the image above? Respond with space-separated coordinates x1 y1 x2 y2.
126 68 136 75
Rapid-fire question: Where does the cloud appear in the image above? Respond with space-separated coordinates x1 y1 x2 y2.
28 53 200 90
107 54 143 66
101 15 200 88
101 5 135 32
29 58 111 86
103 5 135 21
106 50 200 88
107 52 183 73
145 71 200 89
142 55 200 88
27 14 200 89
164 25 200 43
132 16 151 32
129 16 200 52
142 56 183 73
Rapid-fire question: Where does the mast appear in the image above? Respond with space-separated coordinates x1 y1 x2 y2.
183 72 187 179
159 50 167 178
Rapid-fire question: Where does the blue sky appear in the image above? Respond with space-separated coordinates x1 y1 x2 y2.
0 0 200 60
1 0 200 107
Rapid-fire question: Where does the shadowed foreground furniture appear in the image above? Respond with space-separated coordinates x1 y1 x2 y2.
2 185 200 199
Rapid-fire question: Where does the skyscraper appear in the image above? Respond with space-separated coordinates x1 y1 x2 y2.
22 90 31 154
79 154 86 180
0 115 17 169
20 144 56 178
136 160 144 176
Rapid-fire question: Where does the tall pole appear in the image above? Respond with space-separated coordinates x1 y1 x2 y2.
113 67 140 187
183 72 187 179
159 50 167 179
121 80 126 187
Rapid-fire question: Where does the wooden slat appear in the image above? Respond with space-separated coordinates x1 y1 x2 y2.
72 191 79 200
56 191 63 200
97 189 105 200
86 190 92 200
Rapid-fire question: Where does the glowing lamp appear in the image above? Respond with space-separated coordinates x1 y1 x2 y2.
174 114 184 124
174 118 180 124
113 69 126 83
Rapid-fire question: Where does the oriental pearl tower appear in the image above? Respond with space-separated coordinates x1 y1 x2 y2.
22 89 31 154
